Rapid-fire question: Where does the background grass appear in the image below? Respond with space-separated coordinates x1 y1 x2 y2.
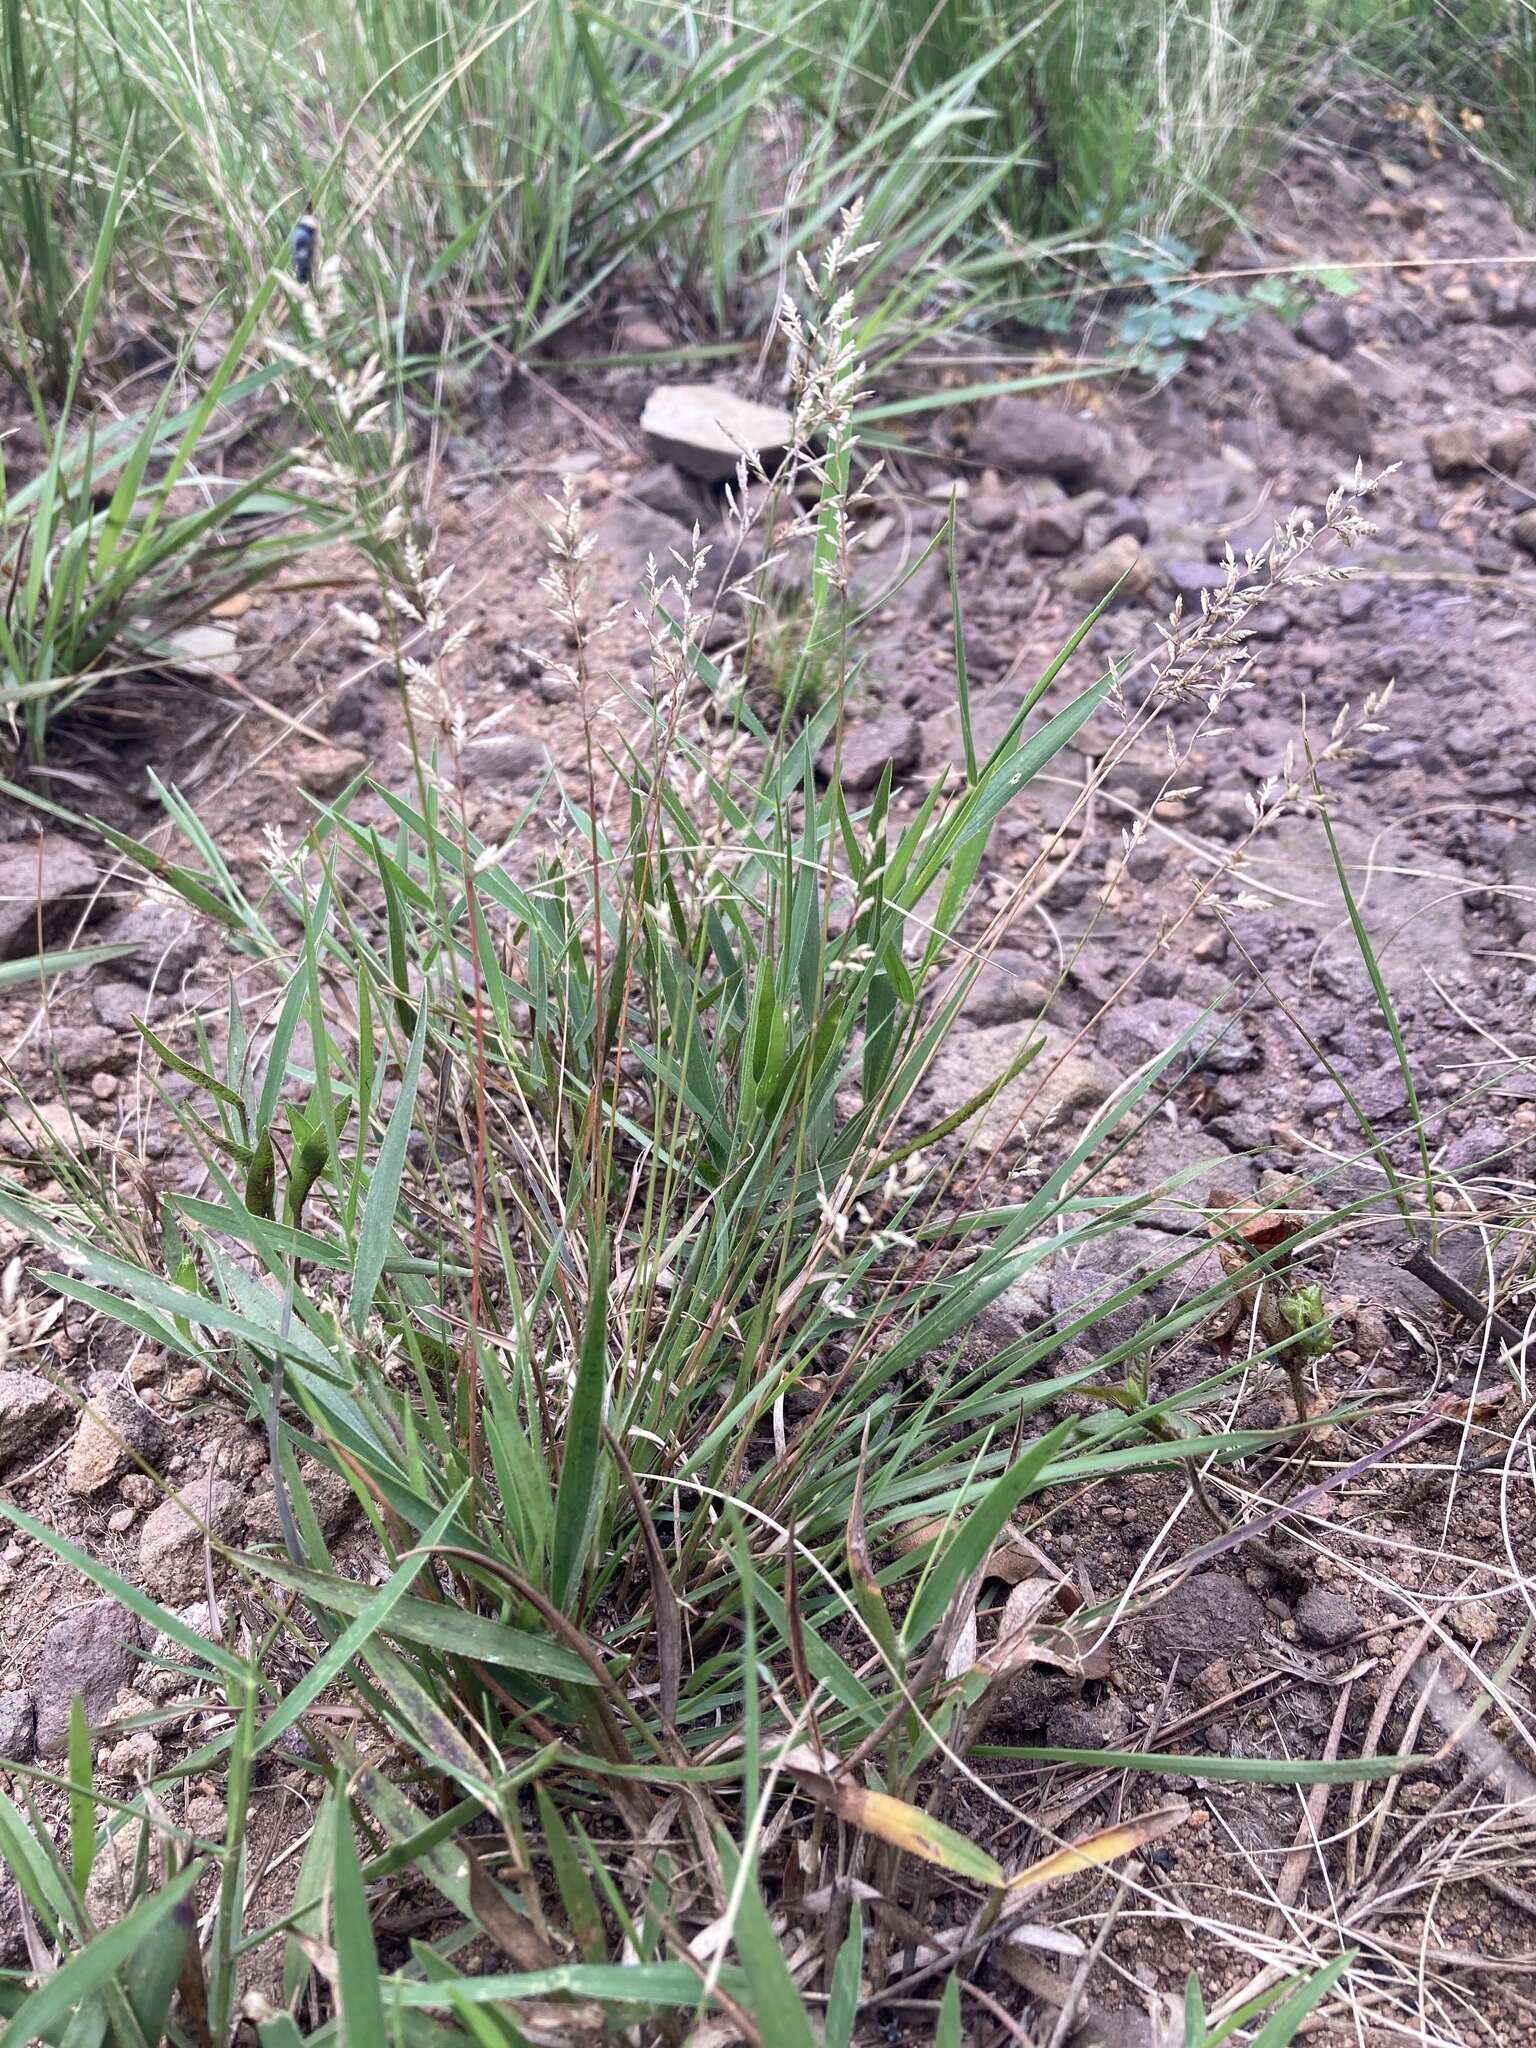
2 0 1523 396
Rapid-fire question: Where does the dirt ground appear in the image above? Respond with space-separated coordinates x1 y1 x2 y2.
2 115 1535 2045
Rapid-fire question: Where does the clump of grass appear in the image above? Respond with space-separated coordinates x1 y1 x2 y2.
0 169 350 757
1321 0 1536 204
0 215 1426 2044
824 0 1305 252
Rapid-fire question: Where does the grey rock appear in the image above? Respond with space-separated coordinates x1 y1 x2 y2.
640 384 792 482
323 684 377 738
1119 1127 1258 1230
1160 558 1233 607
0 1879 23 1965
1511 510 1536 559
461 730 546 782
1058 534 1157 607
1329 1248 1443 1320
1244 604 1289 641
1492 357 1536 400
628 462 710 525
1273 358 1372 453
36 1599 144 1755
1297 301 1353 358
90 980 143 1034
1141 957 1184 998
294 743 368 799
848 522 949 615
1058 2004 1161 2048
968 488 1018 533
1241 816 1477 999
1199 789 1256 842
970 398 1114 490
919 1022 1115 1151
0 836 102 960
1427 416 1531 479
1042 1227 1227 1353
243 1459 358 1543
138 1476 246 1599
41 1025 124 1080
65 1380 167 1497
1295 1588 1362 1649
817 714 921 794
1099 496 1150 545
1098 997 1257 1075
960 950 1051 1026
1353 1060 1411 1119
1046 1693 1131 1750
1143 1574 1268 1673
1440 1122 1511 1174
0 1689 34 1761
1207 1112 1269 1151
1021 496 1085 556
0 1369 69 1473
100 899 202 988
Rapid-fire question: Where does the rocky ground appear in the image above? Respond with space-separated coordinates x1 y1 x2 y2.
1 120 1535 2043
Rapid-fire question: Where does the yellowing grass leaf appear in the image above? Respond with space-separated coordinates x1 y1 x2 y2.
1007 1801 1189 1895
791 1772 1005 1888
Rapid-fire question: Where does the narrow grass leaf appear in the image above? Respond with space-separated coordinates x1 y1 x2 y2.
0 1498 246 1679
67 1697 94 1892
1249 1952 1355 2046
935 1974 962 2048
550 1235 609 1612
0 942 139 990
825 1900 863 2048
352 991 429 1331
715 1832 817 2048
904 1417 1078 1648
334 1791 388 2046
792 1773 1005 1888
0 1861 201 2048
251 1484 467 1757
1008 1803 1188 1894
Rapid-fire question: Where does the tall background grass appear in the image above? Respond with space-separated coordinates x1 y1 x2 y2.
1 0 1525 397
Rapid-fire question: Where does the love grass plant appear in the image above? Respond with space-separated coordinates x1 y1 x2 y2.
0 212 1426 2043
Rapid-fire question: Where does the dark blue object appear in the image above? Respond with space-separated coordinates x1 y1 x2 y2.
292 214 317 285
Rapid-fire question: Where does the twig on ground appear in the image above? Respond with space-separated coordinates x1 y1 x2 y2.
1404 1247 1527 1358
1265 1678 1353 1941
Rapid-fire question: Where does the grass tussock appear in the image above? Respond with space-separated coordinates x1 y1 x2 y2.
0 3 1529 2040
0 202 1444 2043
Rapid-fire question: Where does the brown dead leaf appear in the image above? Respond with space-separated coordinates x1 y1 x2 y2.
209 591 256 619
973 1574 1108 1683
788 1772 1006 1887
981 1619 1110 1683
1007 1801 1190 1896
896 1515 1066 1589
466 1850 558 1972
1208 1195 1298 1261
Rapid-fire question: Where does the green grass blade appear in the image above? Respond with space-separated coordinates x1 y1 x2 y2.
549 1234 609 1613
0 1861 201 2048
351 991 429 1332
334 1790 389 2045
